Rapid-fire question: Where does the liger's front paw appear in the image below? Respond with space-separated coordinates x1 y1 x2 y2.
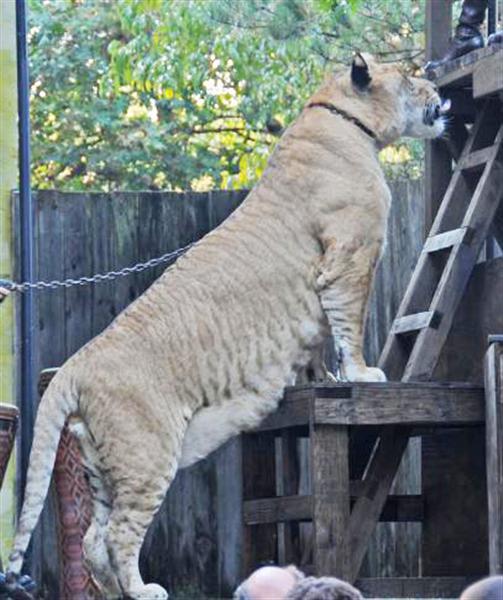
351 367 387 381
127 583 168 600
345 366 387 382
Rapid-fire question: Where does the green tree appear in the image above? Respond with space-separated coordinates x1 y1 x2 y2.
28 0 426 192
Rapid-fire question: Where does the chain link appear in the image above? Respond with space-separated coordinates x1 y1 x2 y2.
1 243 193 294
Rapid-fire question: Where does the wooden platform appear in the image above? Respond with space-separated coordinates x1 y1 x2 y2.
258 382 485 431
427 45 503 96
242 381 489 597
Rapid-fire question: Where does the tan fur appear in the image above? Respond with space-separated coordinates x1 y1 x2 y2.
9 56 445 599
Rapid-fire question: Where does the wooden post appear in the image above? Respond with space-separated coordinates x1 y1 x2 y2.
424 0 454 235
278 429 300 565
241 432 277 577
311 424 351 580
485 336 503 574
0 0 18 561
425 0 452 64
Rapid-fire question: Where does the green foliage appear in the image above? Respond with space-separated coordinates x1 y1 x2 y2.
28 0 426 192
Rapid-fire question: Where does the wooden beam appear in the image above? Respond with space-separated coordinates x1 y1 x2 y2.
429 46 503 88
390 311 441 335
314 385 484 426
462 145 500 171
256 383 485 431
485 340 503 573
243 494 424 525
425 0 452 63
277 429 300 564
244 495 311 525
311 424 351 580
423 227 472 253
474 50 503 98
348 429 411 581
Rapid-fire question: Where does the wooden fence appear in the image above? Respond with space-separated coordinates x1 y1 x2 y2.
15 182 426 597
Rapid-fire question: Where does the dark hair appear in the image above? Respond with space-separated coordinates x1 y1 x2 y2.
286 576 364 600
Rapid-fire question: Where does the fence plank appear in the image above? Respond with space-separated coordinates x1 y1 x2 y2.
90 193 114 337
63 193 93 358
485 340 503 573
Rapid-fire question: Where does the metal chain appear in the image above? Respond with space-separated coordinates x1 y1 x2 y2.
0 243 193 294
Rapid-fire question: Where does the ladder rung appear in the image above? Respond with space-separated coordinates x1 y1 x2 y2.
462 145 497 171
423 227 473 253
391 311 442 335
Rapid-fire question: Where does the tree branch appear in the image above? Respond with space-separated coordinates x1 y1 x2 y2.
189 126 268 135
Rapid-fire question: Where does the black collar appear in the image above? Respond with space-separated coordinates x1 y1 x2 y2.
307 101 377 141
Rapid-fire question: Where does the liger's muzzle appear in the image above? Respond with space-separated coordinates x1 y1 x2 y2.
423 98 451 126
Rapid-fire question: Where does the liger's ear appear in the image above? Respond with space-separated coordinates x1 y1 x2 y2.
351 53 371 91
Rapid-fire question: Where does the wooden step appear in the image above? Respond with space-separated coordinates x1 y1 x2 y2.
390 311 441 335
462 144 498 171
243 494 424 525
423 227 473 253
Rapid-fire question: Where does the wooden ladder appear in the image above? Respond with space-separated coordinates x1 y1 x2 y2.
346 102 503 581
381 102 503 381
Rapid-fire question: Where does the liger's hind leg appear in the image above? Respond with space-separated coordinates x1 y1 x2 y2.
83 470 120 597
105 476 174 600
89 394 187 599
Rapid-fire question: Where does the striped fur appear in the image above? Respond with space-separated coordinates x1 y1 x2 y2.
9 57 444 599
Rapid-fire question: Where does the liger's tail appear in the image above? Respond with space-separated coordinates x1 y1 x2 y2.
8 372 78 573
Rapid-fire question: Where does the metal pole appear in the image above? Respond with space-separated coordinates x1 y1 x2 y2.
15 0 36 502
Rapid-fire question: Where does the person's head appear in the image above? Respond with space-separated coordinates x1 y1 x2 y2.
460 576 503 600
234 565 305 600
285 576 363 600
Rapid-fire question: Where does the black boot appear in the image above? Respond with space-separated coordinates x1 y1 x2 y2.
425 0 486 71
488 30 503 45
